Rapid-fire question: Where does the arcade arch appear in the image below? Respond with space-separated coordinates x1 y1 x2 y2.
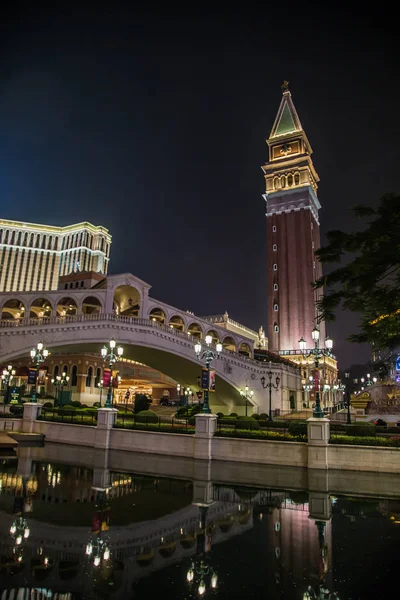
169 315 185 332
29 298 53 318
82 296 102 315
1 299 25 320
113 285 140 317
238 342 252 357
187 322 203 339
149 307 166 325
56 297 78 316
222 336 236 352
205 329 220 345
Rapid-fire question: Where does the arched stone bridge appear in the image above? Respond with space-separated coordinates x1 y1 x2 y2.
0 313 301 414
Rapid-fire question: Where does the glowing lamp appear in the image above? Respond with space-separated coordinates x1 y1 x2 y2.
101 346 107 358
103 548 110 561
299 337 307 352
94 555 100 567
37 342 43 351
16 535 22 545
109 339 116 349
211 573 218 588
205 334 212 345
194 342 202 356
216 341 223 353
10 524 16 535
325 336 333 350
85 543 93 556
198 580 206 596
311 328 320 341
24 528 30 538
117 345 123 356
30 349 36 358
187 567 194 583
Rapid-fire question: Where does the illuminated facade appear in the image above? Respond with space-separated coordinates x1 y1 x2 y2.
262 83 324 354
0 219 111 293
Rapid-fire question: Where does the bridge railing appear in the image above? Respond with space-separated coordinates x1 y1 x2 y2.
0 313 298 372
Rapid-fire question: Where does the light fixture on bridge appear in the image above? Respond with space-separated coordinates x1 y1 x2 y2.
194 337 222 414
29 341 49 403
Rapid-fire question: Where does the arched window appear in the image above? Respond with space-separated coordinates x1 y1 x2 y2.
95 367 101 387
86 366 93 388
273 244 277 251
281 176 286 188
272 225 277 233
294 173 300 185
273 264 278 271
287 174 293 186
274 324 279 332
273 283 278 291
63 365 69 375
274 304 279 311
53 365 59 378
71 365 78 387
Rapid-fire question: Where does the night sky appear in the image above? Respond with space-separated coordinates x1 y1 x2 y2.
0 6 398 369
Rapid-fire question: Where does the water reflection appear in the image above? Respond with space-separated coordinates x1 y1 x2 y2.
0 447 399 598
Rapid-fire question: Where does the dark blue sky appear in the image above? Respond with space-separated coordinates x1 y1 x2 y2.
0 5 398 368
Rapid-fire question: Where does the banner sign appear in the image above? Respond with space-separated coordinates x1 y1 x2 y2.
37 368 47 386
112 371 119 388
28 368 37 385
103 369 111 387
201 369 216 392
313 368 320 390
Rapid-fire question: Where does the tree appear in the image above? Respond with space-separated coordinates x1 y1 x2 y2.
313 193 400 366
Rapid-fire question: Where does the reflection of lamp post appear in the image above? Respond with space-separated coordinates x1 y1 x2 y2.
86 536 111 567
51 371 70 406
239 386 254 417
10 516 30 563
2 364 16 404
298 328 333 418
186 506 218 596
260 369 280 421
30 342 49 403
86 489 111 567
302 520 338 599
194 336 222 414
101 339 123 408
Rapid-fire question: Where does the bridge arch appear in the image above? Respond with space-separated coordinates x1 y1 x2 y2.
222 336 236 353
169 315 185 332
0 298 26 320
148 307 166 325
113 285 141 317
205 329 220 344
187 322 203 339
56 296 79 317
29 297 54 318
238 342 252 357
82 295 103 315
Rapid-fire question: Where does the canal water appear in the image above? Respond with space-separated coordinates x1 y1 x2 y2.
0 444 399 599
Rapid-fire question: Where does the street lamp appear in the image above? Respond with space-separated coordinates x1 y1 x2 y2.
51 371 69 406
97 379 104 407
101 339 123 408
187 560 218 596
260 369 280 421
194 335 222 414
298 328 333 418
2 364 16 404
86 536 111 567
30 342 49 403
303 375 313 408
303 586 339 599
177 383 181 403
239 386 254 417
344 372 351 424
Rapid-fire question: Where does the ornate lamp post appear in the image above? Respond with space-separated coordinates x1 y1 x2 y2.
239 386 254 417
97 379 104 407
177 383 181 403
101 339 123 408
260 370 280 421
303 586 339 599
30 342 49 403
187 560 218 596
194 336 222 414
86 536 111 567
2 364 16 404
298 328 333 418
10 516 30 562
51 371 70 406
344 372 352 424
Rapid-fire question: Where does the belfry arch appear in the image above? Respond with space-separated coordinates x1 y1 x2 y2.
113 285 140 317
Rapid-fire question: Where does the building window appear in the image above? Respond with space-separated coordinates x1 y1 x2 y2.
273 244 277 251
95 367 101 387
274 304 279 311
287 174 293 186
273 264 277 271
64 283 68 289
71 365 78 386
274 324 279 333
86 366 93 388
272 225 277 232
294 173 300 185
273 283 278 291
80 281 84 287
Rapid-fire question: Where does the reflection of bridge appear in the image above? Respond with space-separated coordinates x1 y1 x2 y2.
0 274 302 413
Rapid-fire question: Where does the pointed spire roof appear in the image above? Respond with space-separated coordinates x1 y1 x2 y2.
269 81 303 139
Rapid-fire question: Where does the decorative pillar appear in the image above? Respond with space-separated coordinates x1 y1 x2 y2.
94 408 118 450
307 417 330 470
22 402 43 433
193 414 217 460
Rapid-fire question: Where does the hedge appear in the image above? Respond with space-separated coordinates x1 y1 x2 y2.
135 410 159 424
215 428 306 442
114 421 195 434
330 435 400 447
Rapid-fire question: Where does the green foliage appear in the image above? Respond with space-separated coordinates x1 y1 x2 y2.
115 421 195 434
216 412 224 419
71 401 82 407
230 412 238 418
346 424 375 437
215 429 307 442
236 418 260 430
134 393 151 414
330 435 400 447
43 402 53 408
259 413 269 420
9 405 23 416
252 413 261 420
288 422 307 437
93 402 100 408
135 410 158 423
176 406 189 417
313 194 400 360
189 404 202 417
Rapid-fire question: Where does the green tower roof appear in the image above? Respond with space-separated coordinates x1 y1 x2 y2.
275 102 297 136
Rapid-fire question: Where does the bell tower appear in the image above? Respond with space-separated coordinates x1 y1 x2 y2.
262 82 324 353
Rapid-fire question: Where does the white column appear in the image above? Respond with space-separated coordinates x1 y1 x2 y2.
307 417 330 469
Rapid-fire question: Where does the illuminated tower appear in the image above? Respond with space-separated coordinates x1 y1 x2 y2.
262 82 324 353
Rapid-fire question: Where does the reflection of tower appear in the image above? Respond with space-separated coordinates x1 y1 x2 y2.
262 83 325 353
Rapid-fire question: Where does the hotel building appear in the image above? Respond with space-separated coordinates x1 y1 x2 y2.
0 219 111 292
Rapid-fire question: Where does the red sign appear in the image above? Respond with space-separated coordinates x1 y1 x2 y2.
314 368 320 389
102 369 111 387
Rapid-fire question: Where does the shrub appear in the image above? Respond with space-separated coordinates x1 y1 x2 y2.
252 413 261 420
216 412 224 419
43 402 53 408
93 402 100 408
135 410 158 424
189 404 202 417
259 413 269 420
236 418 260 431
9 405 23 416
346 424 375 437
288 422 307 437
188 416 196 426
176 406 189 417
80 404 89 408
71 401 82 408
134 393 151 414
229 413 238 418
330 435 400 447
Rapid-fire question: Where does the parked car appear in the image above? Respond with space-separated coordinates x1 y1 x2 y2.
160 397 177 406
375 418 387 426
